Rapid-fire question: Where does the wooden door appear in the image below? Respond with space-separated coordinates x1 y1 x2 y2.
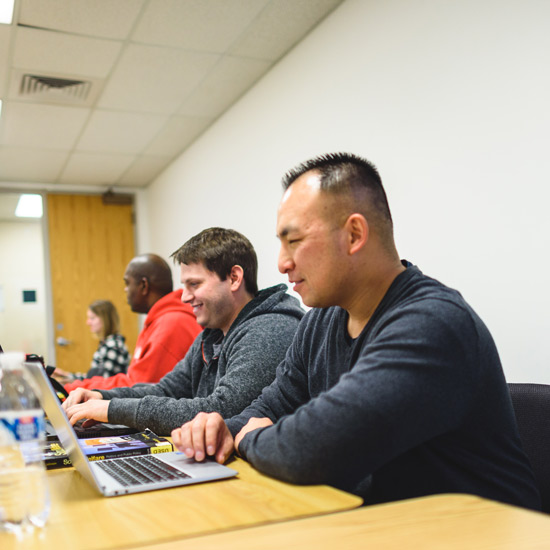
47 194 138 373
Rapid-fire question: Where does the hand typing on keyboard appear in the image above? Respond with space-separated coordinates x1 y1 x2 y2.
64 397 109 426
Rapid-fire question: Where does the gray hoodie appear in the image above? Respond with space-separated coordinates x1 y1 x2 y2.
98 284 304 435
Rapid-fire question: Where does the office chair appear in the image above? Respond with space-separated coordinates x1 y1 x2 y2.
508 383 550 513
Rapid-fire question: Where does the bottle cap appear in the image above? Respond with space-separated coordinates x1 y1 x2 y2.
0 351 25 371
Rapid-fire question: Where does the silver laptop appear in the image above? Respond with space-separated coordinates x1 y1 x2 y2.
26 361 238 497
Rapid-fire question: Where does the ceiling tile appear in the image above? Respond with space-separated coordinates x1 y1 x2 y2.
144 115 212 157
118 155 169 186
0 0 341 186
132 0 269 52
0 102 90 149
19 0 146 40
98 44 220 114
13 26 122 79
59 152 136 185
76 110 168 154
0 147 67 182
179 56 271 117
229 0 344 61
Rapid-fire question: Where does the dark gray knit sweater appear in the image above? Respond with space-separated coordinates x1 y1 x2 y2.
98 284 304 435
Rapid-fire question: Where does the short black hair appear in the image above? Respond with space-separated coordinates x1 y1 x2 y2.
171 228 258 295
282 152 394 244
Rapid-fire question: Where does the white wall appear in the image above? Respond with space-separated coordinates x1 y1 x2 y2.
142 0 550 383
0 220 48 355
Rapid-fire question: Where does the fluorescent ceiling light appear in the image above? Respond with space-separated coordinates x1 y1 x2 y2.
15 194 43 218
0 0 15 24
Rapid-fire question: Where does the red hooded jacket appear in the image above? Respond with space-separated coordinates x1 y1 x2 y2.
65 290 202 392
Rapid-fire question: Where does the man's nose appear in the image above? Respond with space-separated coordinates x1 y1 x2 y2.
278 247 293 274
181 288 193 303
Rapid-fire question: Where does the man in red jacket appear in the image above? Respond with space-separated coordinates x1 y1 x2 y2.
64 253 202 392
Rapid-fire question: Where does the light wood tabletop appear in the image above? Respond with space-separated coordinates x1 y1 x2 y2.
137 493 550 550
0 456 362 550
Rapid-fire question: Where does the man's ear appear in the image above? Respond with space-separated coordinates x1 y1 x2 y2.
345 213 369 256
228 265 245 291
140 276 150 295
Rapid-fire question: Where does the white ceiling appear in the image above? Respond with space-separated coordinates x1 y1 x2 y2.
0 0 344 189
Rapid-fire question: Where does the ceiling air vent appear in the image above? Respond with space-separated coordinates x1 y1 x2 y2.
11 70 104 107
20 74 91 103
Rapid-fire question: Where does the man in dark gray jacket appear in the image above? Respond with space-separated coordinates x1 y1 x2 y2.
172 154 540 511
63 227 304 435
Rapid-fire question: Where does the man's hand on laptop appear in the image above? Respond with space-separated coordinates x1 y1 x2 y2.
62 388 103 409
62 388 108 426
64 399 109 426
172 413 274 464
172 412 235 464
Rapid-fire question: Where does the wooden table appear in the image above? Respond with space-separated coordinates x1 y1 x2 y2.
0 457 361 550
138 493 550 550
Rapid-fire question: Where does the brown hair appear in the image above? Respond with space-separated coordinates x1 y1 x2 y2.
89 300 121 340
171 227 258 295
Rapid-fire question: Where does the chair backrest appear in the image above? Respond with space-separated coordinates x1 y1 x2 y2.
508 383 550 512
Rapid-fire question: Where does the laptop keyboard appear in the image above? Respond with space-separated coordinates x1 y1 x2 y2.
96 455 191 486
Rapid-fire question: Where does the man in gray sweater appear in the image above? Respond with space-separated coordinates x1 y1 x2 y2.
173 154 541 511
63 227 304 435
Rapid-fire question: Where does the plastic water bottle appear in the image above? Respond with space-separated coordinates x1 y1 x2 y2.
0 351 50 532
